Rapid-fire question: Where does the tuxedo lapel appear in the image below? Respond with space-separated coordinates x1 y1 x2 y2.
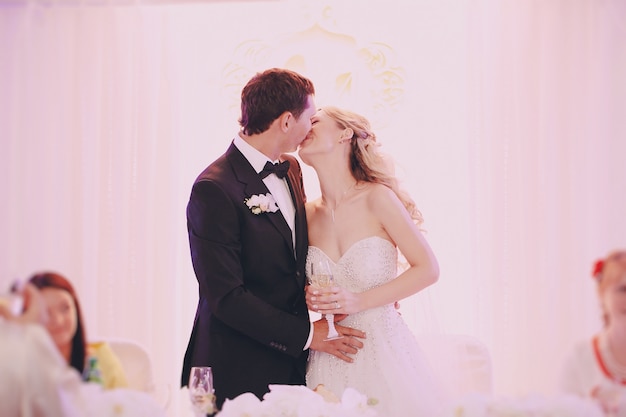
285 169 306 253
285 161 308 288
226 144 295 255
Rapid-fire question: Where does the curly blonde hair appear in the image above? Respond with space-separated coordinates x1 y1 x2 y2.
321 106 423 225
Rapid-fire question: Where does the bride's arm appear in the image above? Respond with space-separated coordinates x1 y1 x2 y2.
308 184 438 315
360 185 439 312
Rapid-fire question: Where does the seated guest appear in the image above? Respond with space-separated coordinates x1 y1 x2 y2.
29 271 128 389
1 282 77 417
559 250 626 416
1 282 165 417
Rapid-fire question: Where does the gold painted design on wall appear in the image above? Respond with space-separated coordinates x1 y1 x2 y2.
221 5 405 127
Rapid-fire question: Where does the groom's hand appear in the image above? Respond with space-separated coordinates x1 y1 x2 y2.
310 319 365 363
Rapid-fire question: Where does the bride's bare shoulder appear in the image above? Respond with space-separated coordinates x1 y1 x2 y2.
362 182 395 199
363 183 404 217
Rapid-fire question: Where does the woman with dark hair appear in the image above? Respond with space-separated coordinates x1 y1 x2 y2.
1 283 165 417
29 271 128 389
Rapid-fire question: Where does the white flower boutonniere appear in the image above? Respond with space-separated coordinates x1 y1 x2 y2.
245 193 279 215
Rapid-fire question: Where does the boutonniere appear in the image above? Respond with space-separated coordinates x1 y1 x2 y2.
245 193 279 215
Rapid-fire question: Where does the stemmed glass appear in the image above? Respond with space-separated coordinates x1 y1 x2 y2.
188 366 216 416
310 259 343 341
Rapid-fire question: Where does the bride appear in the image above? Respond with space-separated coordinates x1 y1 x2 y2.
298 106 445 416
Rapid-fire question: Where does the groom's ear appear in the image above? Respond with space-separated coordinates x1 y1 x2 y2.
279 112 293 133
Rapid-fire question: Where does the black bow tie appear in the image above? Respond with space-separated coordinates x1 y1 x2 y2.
259 160 290 179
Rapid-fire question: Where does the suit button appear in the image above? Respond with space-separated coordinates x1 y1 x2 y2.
296 271 301 278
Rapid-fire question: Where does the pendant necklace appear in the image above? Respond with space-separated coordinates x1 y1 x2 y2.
328 181 358 223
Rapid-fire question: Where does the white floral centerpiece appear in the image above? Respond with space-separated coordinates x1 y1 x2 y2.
81 384 167 417
444 393 604 417
216 384 378 417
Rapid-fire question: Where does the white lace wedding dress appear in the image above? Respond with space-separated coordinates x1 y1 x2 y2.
306 236 444 417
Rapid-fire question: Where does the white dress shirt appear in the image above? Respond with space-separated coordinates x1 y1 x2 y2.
233 135 296 246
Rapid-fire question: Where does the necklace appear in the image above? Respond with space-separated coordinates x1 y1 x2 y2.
326 181 358 223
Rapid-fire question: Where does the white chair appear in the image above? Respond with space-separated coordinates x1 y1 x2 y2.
107 339 155 393
416 333 493 398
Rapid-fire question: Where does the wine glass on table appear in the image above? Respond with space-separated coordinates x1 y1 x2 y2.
310 259 343 341
188 366 216 416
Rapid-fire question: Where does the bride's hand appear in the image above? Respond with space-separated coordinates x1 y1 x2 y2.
306 285 362 315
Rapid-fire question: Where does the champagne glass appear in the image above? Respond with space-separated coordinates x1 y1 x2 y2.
310 259 343 341
188 366 216 416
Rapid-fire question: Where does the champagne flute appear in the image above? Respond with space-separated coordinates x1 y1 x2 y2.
188 366 216 416
310 259 343 341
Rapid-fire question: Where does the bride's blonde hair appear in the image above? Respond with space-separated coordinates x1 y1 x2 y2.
321 106 423 226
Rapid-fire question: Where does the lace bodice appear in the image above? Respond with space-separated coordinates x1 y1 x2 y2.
305 236 444 416
306 236 398 293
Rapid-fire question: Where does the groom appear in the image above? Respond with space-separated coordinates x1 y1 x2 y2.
181 68 365 409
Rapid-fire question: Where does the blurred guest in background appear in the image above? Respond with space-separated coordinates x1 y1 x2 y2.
1 282 166 417
560 250 626 416
1 282 78 417
29 271 128 389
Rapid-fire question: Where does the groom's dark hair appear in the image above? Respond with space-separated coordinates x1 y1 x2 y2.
239 68 315 136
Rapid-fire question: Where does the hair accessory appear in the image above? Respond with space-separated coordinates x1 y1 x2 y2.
360 132 368 139
592 259 604 280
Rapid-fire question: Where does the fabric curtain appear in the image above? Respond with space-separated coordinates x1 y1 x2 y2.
1 0 624 414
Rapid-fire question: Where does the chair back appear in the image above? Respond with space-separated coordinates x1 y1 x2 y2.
107 339 155 393
416 333 493 398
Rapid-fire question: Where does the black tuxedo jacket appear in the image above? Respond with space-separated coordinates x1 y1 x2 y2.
181 143 310 408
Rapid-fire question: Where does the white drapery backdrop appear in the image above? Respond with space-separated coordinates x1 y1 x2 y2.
1 0 625 414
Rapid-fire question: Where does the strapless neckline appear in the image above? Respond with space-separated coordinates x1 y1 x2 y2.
305 235 444 417
309 235 395 264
